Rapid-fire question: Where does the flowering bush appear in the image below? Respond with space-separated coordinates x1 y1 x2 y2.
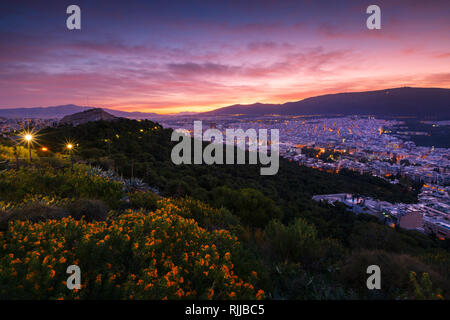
169 198 241 232
0 200 264 300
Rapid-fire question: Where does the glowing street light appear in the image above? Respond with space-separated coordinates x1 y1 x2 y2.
66 142 75 170
21 131 34 162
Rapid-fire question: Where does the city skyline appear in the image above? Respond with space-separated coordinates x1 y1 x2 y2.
1 0 450 113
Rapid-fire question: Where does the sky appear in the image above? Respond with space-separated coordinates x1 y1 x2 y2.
0 0 449 114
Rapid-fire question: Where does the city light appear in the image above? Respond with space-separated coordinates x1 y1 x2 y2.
19 130 36 162
20 131 35 144
65 142 76 170
41 147 48 152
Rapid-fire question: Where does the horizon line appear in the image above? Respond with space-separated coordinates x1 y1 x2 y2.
1 85 448 116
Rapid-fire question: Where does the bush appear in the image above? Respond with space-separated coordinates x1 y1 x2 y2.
68 199 109 222
0 165 124 208
128 191 159 211
406 271 444 300
0 201 264 300
0 202 68 230
171 197 241 232
210 186 282 228
264 218 320 267
270 262 357 300
338 250 449 299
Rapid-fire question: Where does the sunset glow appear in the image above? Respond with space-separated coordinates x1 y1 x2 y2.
1 0 449 114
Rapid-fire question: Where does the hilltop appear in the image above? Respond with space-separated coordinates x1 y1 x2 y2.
202 87 450 119
59 108 118 126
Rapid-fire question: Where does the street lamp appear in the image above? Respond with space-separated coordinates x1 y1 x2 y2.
23 132 34 162
66 143 75 170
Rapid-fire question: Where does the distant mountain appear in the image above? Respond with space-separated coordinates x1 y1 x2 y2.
0 105 88 119
0 104 163 120
2 87 449 120
59 108 118 126
203 87 450 119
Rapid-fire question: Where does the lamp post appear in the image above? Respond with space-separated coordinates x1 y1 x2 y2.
67 143 74 171
24 133 33 162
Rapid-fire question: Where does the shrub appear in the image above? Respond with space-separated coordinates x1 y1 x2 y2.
0 165 124 208
0 201 264 300
210 186 282 228
68 199 109 222
128 191 159 211
338 250 449 299
270 262 357 300
0 202 68 231
406 271 444 300
264 218 321 267
171 197 241 232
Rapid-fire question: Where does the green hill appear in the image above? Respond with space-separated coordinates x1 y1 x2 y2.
0 118 448 299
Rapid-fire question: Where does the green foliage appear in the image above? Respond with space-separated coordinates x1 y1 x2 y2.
1 119 448 300
407 272 444 300
210 186 282 228
0 200 68 230
0 165 124 208
264 218 346 271
270 262 357 300
0 145 37 160
128 190 159 211
348 222 437 254
264 218 319 265
68 199 109 222
172 197 241 232
338 250 449 299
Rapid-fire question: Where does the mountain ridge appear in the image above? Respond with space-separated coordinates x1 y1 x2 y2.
0 104 163 119
1 87 449 119
202 87 450 119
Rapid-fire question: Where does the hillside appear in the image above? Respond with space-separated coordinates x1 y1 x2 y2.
203 87 450 119
59 108 118 126
1 118 449 299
